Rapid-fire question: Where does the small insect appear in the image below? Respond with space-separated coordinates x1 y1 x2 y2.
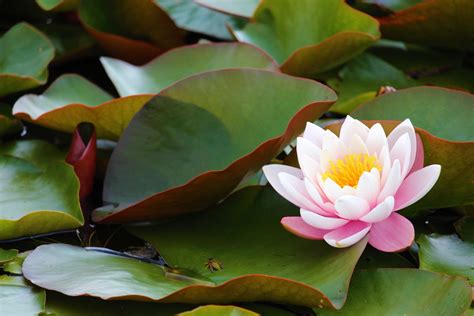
204 258 223 273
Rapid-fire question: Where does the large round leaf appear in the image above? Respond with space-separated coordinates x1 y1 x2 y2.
128 186 368 309
0 140 83 240
352 86 474 141
418 234 473 285
79 0 184 64
380 0 474 51
326 120 474 215
195 0 258 18
12 74 152 140
0 276 45 315
101 43 278 97
99 69 336 223
0 22 54 97
232 0 380 77
318 269 471 315
35 0 78 12
179 305 258 316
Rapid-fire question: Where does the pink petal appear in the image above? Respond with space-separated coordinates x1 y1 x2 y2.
279 172 326 213
281 216 327 240
409 133 424 175
377 160 402 204
303 122 325 148
263 164 304 207
387 119 416 175
394 165 441 211
298 153 320 187
323 221 371 248
379 146 391 186
365 123 388 157
368 213 414 252
360 196 394 223
334 196 370 220
300 209 348 230
389 133 411 178
304 178 335 215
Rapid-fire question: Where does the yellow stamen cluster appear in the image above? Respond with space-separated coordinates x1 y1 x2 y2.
322 154 381 188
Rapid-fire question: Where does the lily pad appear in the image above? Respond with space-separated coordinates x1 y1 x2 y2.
0 22 54 97
155 0 243 40
99 69 336 223
128 186 368 309
79 0 184 64
179 305 258 316
0 276 45 315
326 120 474 214
195 0 259 18
455 217 474 242
418 234 474 285
330 53 416 113
380 0 474 51
101 43 279 97
35 0 78 12
0 104 22 138
232 0 380 77
352 86 474 141
0 140 83 240
12 74 153 140
0 248 18 263
318 269 471 315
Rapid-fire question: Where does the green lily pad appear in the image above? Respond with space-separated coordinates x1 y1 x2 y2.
455 217 474 242
318 269 471 315
79 0 184 64
330 53 416 113
195 0 258 18
0 248 18 263
101 42 278 97
0 276 46 315
0 140 83 240
232 0 380 77
418 234 474 285
179 305 258 316
12 74 152 140
358 0 422 11
35 0 78 12
0 22 54 97
380 0 474 51
155 0 243 40
352 86 474 141
99 69 336 223
0 104 22 138
128 186 368 309
2 251 30 275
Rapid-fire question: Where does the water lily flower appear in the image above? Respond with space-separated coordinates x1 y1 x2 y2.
263 116 441 252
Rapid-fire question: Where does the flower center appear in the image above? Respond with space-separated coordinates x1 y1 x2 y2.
322 154 381 188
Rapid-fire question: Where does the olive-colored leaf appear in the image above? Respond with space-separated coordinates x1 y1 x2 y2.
98 69 336 223
0 22 54 97
0 276 46 315
327 119 474 215
12 74 152 140
195 0 259 18
380 0 474 51
0 140 83 240
178 305 258 316
232 0 380 77
128 186 368 309
78 0 184 64
35 0 78 12
418 234 474 285
2 251 30 275
0 248 18 264
318 269 471 315
155 0 243 40
101 43 278 97
351 86 474 141
330 53 416 114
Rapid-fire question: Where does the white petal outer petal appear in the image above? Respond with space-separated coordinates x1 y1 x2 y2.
340 116 369 146
365 123 388 157
409 133 424 175
389 133 411 179
304 178 334 216
348 134 368 155
297 137 321 161
356 169 380 207
303 122 325 148
300 209 348 230
322 178 343 203
379 146 391 187
298 153 320 186
378 160 402 204
263 165 303 207
324 221 371 248
335 195 370 220
360 196 395 223
387 119 416 175
278 172 326 213
395 165 441 211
